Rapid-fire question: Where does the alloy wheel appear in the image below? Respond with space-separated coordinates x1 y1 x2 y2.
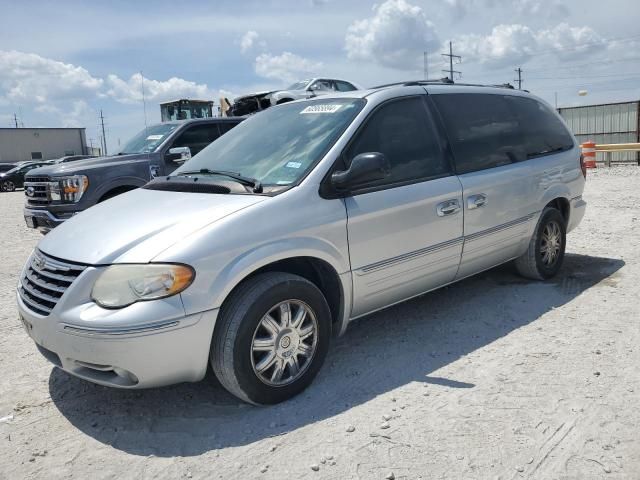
250 300 318 386
540 220 562 266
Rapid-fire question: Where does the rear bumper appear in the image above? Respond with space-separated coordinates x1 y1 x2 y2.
17 291 218 389
568 195 587 233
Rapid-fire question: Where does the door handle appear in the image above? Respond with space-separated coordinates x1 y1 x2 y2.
467 194 487 210
436 199 461 216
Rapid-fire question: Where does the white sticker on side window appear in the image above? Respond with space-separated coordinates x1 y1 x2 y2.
286 161 302 168
146 134 164 140
300 104 342 114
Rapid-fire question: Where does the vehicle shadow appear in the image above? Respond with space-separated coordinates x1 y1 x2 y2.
48 253 624 457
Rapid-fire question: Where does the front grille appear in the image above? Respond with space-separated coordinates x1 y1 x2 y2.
24 176 52 205
18 250 86 316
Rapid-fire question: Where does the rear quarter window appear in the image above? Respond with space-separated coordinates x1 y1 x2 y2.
503 95 575 158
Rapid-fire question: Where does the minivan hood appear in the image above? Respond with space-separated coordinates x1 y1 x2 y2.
37 188 267 264
28 153 152 177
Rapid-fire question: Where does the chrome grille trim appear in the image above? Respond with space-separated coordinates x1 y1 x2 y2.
24 176 53 205
18 250 86 317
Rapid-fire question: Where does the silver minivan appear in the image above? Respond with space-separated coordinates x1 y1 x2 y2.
16 82 587 404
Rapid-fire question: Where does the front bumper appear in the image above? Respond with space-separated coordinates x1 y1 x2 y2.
17 291 218 389
23 207 76 231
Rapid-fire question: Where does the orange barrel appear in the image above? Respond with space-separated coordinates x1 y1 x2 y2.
581 141 597 168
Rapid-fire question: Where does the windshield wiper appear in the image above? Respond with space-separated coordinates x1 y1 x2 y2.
177 169 262 193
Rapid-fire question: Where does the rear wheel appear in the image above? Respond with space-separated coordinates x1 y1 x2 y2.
515 207 566 280
1 180 15 192
210 272 331 404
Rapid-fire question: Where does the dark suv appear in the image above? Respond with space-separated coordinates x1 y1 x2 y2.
23 117 243 231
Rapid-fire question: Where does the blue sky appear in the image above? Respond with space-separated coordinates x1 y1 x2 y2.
1 0 639 152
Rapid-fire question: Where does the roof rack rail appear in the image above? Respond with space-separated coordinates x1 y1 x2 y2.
372 77 454 88
372 79 517 90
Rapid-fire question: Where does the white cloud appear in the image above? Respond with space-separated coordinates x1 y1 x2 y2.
255 52 323 83
455 23 606 67
105 73 214 104
345 0 440 70
240 30 261 54
0 50 103 104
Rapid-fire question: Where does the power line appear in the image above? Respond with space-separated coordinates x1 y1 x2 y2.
514 67 523 89
442 41 462 80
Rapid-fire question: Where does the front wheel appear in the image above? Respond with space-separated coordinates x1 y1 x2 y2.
1 180 15 192
515 207 566 280
210 272 332 405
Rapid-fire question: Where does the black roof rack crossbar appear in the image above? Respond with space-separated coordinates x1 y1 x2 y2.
372 77 454 88
371 78 517 90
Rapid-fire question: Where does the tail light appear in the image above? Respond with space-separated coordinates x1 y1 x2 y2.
579 154 587 179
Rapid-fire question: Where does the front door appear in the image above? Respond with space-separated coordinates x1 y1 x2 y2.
342 96 464 318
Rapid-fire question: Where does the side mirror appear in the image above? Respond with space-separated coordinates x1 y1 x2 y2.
167 146 192 164
331 152 390 192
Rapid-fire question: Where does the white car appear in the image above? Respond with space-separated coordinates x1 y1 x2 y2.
230 78 360 115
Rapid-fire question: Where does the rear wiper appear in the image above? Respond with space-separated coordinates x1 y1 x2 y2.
177 168 262 193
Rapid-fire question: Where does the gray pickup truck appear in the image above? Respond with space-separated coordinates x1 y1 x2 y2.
23 117 242 232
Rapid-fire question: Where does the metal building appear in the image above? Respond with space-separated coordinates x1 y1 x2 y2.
558 101 639 163
0 127 87 163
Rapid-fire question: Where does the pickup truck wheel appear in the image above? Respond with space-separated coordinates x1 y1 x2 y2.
515 207 566 280
1 180 15 192
210 272 331 405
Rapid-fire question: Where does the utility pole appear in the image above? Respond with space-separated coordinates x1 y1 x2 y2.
13 113 19 128
99 110 108 156
441 41 461 81
514 67 523 90
140 71 148 130
423 51 428 80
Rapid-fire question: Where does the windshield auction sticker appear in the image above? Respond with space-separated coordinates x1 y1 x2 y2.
300 104 342 114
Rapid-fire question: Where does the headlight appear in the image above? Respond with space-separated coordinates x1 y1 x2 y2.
91 264 195 309
50 175 89 203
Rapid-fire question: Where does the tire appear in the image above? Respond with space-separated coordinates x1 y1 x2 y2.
2 180 15 192
210 272 332 405
515 207 566 280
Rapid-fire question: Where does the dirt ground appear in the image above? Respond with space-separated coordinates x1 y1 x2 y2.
1 167 639 480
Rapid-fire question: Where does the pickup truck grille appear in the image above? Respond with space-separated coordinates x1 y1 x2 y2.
24 176 52 205
18 250 86 316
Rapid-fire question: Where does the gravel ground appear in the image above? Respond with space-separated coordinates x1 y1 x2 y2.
1 167 639 480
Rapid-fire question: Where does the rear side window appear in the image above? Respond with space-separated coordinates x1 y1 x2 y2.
218 122 239 134
171 124 221 156
432 94 524 174
504 96 574 158
335 81 357 92
345 96 451 187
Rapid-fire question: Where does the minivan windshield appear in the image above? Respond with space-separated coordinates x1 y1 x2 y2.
176 98 365 187
118 123 179 154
